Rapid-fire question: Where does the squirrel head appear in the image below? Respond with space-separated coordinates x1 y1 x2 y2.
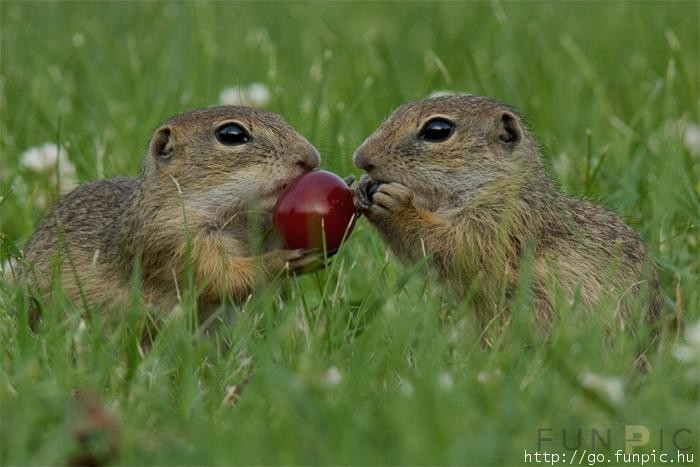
142 106 320 213
353 95 545 208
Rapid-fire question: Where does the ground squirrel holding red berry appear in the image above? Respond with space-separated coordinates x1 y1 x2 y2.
23 106 325 315
353 95 659 330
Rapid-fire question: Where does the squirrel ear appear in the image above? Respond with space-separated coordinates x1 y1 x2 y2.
498 111 522 146
150 126 175 162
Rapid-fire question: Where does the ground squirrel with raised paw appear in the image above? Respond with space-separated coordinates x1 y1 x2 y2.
23 106 325 314
353 95 659 330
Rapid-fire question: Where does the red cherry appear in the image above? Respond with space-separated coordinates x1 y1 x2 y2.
273 170 357 251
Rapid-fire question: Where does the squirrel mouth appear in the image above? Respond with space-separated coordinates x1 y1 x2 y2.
261 167 309 203
262 175 298 200
262 183 289 200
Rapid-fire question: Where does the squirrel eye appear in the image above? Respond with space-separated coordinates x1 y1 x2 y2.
216 123 251 145
419 118 454 142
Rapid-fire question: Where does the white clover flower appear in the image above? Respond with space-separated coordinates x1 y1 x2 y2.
72 33 85 48
437 372 454 391
553 152 572 179
309 61 323 83
301 96 313 114
219 86 247 106
398 377 414 397
580 372 625 406
686 320 700 347
684 122 700 155
673 345 696 363
34 193 48 210
20 143 69 172
673 320 700 363
322 366 342 387
246 82 270 107
477 368 502 384
218 83 271 108
19 143 77 192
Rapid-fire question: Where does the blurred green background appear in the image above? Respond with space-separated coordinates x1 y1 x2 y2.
1 1 698 465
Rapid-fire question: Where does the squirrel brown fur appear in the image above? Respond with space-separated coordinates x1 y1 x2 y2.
23 106 326 315
353 95 660 331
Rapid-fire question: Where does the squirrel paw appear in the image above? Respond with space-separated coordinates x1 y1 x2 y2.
354 174 383 211
279 248 328 275
365 182 415 222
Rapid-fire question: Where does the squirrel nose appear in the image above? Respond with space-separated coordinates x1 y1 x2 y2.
353 150 375 171
297 147 320 171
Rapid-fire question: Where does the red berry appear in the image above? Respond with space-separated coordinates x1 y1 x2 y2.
273 170 357 251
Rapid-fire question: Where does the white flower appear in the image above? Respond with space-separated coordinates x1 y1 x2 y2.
686 320 700 347
20 143 69 172
673 345 696 363
673 320 700 363
398 377 414 397
684 123 700 155
477 368 502 384
553 152 572 179
580 372 625 405
218 82 271 108
219 86 247 106
72 33 85 48
322 366 342 387
301 96 313 114
246 83 270 107
437 372 454 391
309 61 323 83
19 143 77 192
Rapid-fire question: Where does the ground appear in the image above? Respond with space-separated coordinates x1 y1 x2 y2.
1 2 698 465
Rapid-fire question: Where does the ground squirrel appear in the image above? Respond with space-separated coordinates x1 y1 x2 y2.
353 95 659 330
23 106 326 315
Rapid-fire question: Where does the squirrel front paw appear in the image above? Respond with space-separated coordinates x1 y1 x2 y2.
267 248 327 275
353 174 383 211
364 182 416 224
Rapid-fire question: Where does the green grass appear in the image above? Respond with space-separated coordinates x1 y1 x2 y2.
1 1 699 465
